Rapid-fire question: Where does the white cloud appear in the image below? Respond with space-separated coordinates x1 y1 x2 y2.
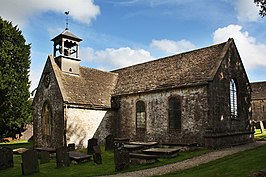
213 24 266 69
81 47 154 70
150 39 196 55
235 0 260 22
0 0 100 27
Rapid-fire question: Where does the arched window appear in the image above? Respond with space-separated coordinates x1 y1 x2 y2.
136 101 146 129
41 101 52 136
169 97 181 129
230 79 238 118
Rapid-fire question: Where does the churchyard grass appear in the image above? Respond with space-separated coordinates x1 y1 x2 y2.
254 129 266 141
158 143 266 177
0 141 209 177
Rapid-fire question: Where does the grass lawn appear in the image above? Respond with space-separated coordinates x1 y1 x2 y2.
158 129 266 177
0 141 208 177
1 130 265 177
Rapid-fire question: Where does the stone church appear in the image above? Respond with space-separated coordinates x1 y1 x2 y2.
33 29 253 149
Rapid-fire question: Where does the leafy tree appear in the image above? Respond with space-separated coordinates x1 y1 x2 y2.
0 17 32 138
254 0 266 17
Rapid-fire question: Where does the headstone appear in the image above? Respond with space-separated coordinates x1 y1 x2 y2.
56 147 70 168
67 143 75 151
114 141 129 171
0 147 13 170
93 145 102 164
87 138 98 154
21 150 39 175
38 151 50 164
105 134 114 151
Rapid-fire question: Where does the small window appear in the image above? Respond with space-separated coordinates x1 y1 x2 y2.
69 68 72 72
230 79 238 118
136 101 146 129
169 97 181 129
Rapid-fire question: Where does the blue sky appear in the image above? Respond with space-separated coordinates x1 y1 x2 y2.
1 0 266 92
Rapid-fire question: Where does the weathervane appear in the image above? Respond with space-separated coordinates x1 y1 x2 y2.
65 11 70 30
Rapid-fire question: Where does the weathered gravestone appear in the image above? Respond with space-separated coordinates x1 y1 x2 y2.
105 134 114 151
67 143 75 151
0 147 13 170
38 151 50 164
56 147 70 168
114 141 129 171
21 150 39 175
93 145 102 164
87 138 98 154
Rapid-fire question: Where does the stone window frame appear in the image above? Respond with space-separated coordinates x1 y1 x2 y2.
136 100 146 129
41 100 53 136
168 96 182 130
230 79 238 119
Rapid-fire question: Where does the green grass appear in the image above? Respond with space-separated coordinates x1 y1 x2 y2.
2 130 266 177
0 142 208 177
254 129 266 141
158 144 266 177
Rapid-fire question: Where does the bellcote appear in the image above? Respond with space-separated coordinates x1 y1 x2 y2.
51 30 82 75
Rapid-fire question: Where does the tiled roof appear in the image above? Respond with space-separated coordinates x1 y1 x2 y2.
251 81 266 100
50 56 118 108
112 40 229 96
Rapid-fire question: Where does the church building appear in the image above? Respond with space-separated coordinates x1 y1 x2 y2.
33 29 253 149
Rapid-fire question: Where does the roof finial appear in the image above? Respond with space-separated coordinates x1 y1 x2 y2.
65 11 70 30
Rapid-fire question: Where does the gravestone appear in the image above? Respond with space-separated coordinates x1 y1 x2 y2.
0 147 13 170
56 147 70 168
87 138 98 154
21 150 39 175
93 145 102 164
114 141 129 171
105 134 114 151
38 151 50 164
67 143 75 151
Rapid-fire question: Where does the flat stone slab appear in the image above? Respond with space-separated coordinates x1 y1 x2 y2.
129 141 158 146
124 144 144 149
35 147 56 153
69 151 92 163
142 147 180 158
129 153 159 159
13 148 28 154
129 153 158 165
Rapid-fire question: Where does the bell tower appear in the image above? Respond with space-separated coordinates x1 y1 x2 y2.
51 12 82 75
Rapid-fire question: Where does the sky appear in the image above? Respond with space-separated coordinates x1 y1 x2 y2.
0 0 266 92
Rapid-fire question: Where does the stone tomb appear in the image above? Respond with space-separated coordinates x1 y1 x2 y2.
38 151 50 164
0 147 13 170
87 138 98 154
105 134 114 151
21 150 39 175
92 145 102 164
114 141 130 171
67 143 75 151
56 147 70 168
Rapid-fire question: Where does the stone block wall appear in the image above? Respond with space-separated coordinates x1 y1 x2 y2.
116 85 209 146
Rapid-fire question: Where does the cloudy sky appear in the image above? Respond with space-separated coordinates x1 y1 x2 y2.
1 0 266 92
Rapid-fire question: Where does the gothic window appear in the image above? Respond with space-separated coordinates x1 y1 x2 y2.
41 101 52 136
230 79 238 119
136 101 146 129
169 97 181 129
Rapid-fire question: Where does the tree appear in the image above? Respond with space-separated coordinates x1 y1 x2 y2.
254 0 266 17
0 17 32 138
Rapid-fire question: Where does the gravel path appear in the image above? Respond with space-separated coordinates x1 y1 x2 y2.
98 141 266 177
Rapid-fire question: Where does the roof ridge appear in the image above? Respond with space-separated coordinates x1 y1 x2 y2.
112 41 227 72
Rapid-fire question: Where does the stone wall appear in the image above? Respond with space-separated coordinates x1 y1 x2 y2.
252 100 266 122
65 108 116 147
205 42 253 147
33 59 65 148
116 85 209 146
